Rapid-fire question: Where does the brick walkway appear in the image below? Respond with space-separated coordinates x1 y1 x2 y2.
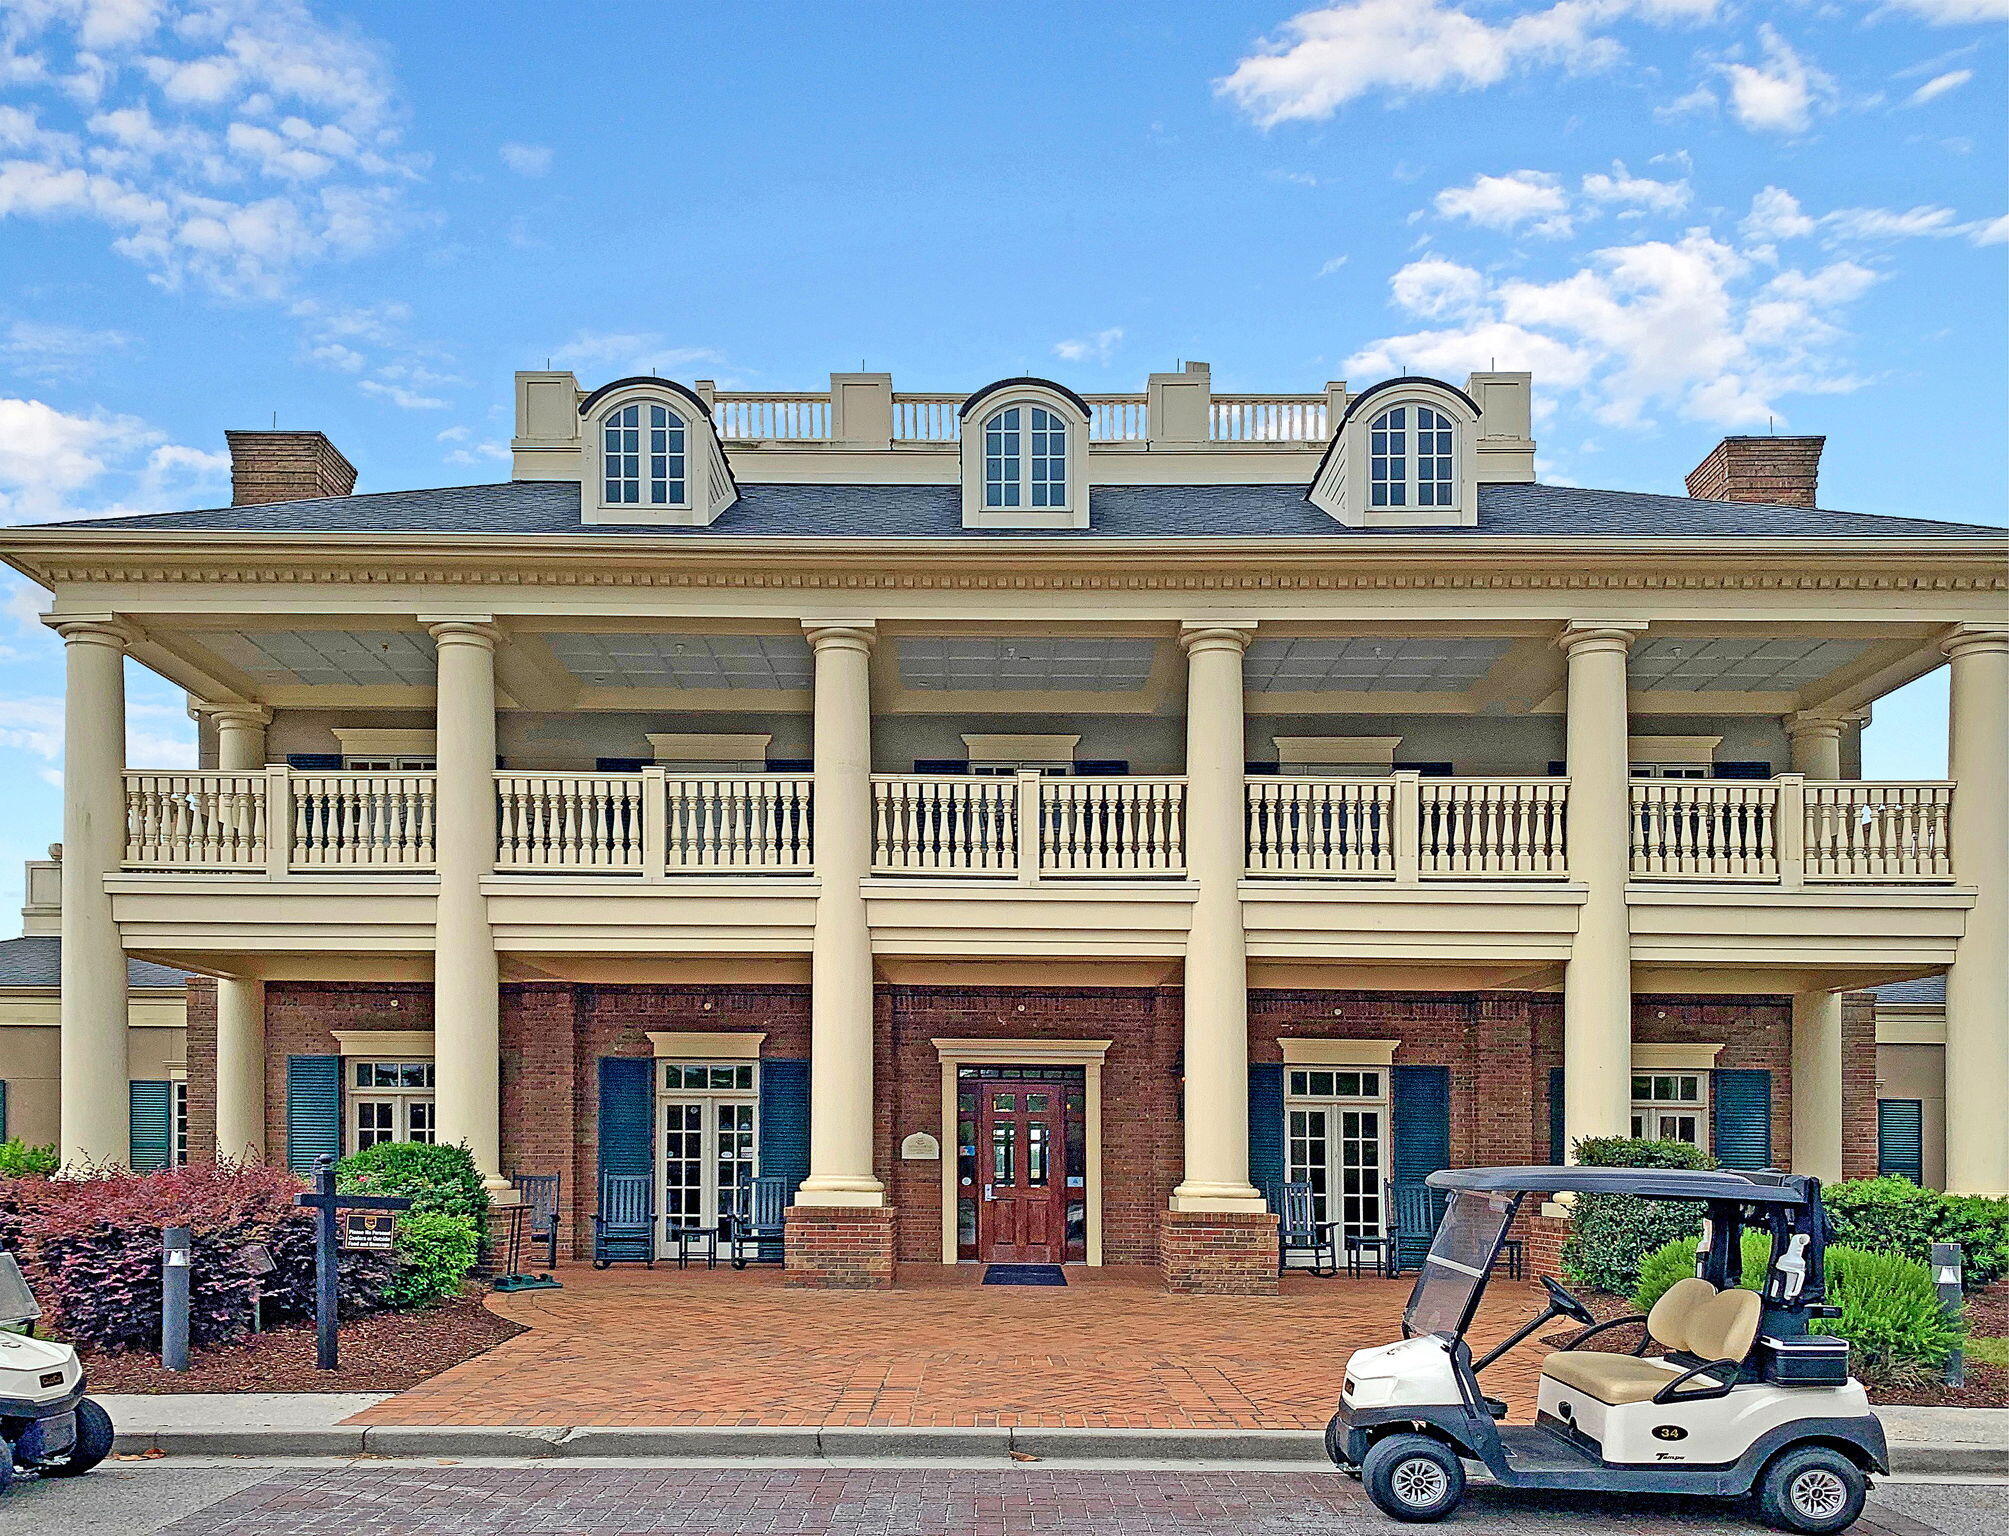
352 1263 1549 1429
151 1467 1956 1535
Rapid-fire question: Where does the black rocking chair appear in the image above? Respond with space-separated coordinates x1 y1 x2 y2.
511 1172 562 1268
1276 1180 1339 1277
591 1173 656 1269
726 1174 791 1268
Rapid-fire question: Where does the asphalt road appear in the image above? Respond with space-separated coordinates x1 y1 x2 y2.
9 1461 2008 1535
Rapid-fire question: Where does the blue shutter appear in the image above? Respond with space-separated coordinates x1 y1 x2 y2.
0 1079 8 1142
596 1057 653 1182
129 1080 173 1172
1248 1063 1285 1206
285 753 344 770
1877 1100 1924 1184
595 757 649 772
1712 761 1772 780
1075 761 1130 776
1712 1068 1773 1169
757 1058 811 1204
1392 1065 1452 1191
912 759 969 773
1548 1066 1567 1164
1394 761 1456 777
285 1055 342 1172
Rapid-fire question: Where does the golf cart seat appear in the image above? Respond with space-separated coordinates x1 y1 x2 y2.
1541 1278 1761 1406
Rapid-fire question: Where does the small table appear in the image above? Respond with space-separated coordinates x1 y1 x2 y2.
1343 1233 1396 1279
672 1225 726 1270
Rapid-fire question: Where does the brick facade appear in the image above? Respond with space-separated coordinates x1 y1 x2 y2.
189 979 1832 1281
783 1205 896 1289
225 429 357 506
1684 435 1825 508
1159 1210 1280 1294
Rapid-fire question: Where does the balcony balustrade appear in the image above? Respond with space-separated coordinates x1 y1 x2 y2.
119 769 1956 887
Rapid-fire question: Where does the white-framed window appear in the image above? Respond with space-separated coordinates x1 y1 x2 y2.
657 1060 759 1245
1631 1072 1707 1144
1285 1067 1388 1248
603 401 687 507
1630 762 1710 780
348 1059 437 1151
342 755 436 771
173 1081 189 1167
983 406 1068 509
1368 404 1455 509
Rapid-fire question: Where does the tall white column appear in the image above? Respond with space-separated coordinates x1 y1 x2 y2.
53 618 134 1166
796 621 884 1206
1785 714 1847 781
1942 624 2009 1196
1790 992 1843 1181
1558 621 1646 1156
1172 623 1264 1213
200 704 272 773
424 617 509 1195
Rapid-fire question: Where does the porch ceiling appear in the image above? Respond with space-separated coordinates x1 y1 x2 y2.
542 632 814 690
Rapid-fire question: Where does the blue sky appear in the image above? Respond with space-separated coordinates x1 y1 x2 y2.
0 0 2002 914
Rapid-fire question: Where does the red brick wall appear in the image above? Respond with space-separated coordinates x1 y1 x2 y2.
184 978 218 1160
1840 991 1878 1180
1159 1210 1279 1295
785 1205 895 1289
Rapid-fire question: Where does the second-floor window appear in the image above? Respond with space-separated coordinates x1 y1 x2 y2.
984 406 1068 509
1369 405 1455 508
604 402 686 506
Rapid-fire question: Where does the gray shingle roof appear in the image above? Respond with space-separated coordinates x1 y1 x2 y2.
0 935 189 990
30 480 2001 541
1871 975 1946 1007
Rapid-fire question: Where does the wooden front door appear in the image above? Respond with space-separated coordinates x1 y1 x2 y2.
974 1080 1070 1263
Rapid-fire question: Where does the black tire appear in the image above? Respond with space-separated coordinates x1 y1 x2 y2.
1362 1432 1466 1523
1752 1445 1867 1534
0 1439 14 1494
39 1399 114 1479
1324 1408 1354 1470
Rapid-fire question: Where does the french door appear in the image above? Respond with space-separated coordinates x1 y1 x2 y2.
1285 1101 1387 1250
657 1061 757 1255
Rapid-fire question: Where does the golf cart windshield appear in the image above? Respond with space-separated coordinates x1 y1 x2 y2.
1403 1188 1517 1339
0 1252 41 1328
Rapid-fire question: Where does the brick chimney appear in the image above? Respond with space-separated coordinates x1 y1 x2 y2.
1685 435 1824 509
225 430 357 506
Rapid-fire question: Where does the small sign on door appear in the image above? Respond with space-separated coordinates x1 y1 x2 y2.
340 1212 398 1252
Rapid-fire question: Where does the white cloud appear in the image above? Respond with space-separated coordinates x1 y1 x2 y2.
1389 255 1486 318
499 141 551 177
548 331 720 380
1741 185 1818 243
1875 0 2009 19
1316 254 1350 276
1825 204 1967 239
1053 327 1125 364
0 393 225 523
1908 68 1972 103
1218 0 1719 124
358 378 447 410
1581 161 1690 214
1433 169 1573 236
1972 214 2009 246
1743 186 2000 246
1717 26 1835 135
0 318 133 379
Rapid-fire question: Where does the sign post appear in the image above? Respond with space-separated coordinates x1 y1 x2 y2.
1931 1241 1964 1388
294 1153 411 1371
161 1225 191 1372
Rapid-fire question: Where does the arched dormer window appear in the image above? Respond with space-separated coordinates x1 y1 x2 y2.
983 405 1069 509
602 400 686 507
1368 404 1455 509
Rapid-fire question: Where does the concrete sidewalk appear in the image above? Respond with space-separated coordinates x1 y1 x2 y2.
94 1395 2009 1473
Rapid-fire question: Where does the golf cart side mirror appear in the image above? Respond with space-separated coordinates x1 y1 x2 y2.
0 1252 41 1328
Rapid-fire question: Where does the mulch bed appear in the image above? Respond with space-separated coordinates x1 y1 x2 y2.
1539 1280 2008 1408
76 1290 525 1394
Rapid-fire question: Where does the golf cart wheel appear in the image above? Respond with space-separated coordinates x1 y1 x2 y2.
1752 1445 1866 1534
1323 1409 1356 1473
1362 1432 1465 1523
38 1398 114 1479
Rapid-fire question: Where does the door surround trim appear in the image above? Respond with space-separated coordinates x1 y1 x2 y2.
931 1037 1112 1267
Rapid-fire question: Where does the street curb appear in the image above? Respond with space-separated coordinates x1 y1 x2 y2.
115 1424 2007 1473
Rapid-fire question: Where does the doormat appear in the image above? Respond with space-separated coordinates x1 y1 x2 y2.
981 1264 1067 1286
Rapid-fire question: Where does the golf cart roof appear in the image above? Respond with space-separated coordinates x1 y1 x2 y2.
1426 1165 1817 1205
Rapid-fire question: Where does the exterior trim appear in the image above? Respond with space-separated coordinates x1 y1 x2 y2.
646 1030 765 1059
958 377 1092 420
331 1029 434 1057
1633 1042 1725 1071
577 376 713 419
1279 1037 1400 1065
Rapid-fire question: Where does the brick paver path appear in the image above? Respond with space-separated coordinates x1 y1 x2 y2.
353 1263 1549 1428
153 1467 1956 1535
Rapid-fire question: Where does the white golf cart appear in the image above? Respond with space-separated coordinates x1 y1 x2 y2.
1327 1166 1885 1532
0 1251 113 1493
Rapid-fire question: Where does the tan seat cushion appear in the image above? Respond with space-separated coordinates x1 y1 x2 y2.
1541 1350 1683 1406
1685 1287 1762 1364
1646 1276 1718 1354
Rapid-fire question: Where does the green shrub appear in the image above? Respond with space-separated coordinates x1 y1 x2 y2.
380 1211 480 1310
1632 1234 1963 1375
0 1140 59 1179
1825 1177 2009 1289
1559 1137 1717 1296
337 1142 489 1228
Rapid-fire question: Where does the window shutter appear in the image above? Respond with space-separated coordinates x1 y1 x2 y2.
129 1080 173 1172
1074 760 1130 776
595 757 649 772
0 1079 8 1142
1247 1063 1285 1206
596 1057 653 1183
758 1058 811 1204
1547 760 1568 777
1244 761 1280 776
285 1056 342 1172
765 758 814 773
1877 1099 1924 1184
286 753 344 770
1548 1066 1567 1164
1392 1065 1452 1191
912 759 969 774
1394 761 1456 777
1711 1068 1773 1169
1712 761 1772 780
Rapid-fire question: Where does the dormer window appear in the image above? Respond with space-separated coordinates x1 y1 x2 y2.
959 378 1092 529
1368 405 1455 509
603 401 686 506
983 406 1069 509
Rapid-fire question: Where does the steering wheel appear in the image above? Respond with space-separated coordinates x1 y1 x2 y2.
1542 1275 1596 1327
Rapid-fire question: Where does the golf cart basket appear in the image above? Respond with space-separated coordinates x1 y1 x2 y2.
1407 1166 1835 1340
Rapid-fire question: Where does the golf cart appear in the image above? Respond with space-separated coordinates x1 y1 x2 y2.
1327 1166 1885 1532
0 1251 113 1493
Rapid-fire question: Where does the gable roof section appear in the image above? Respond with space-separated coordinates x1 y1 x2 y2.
24 479 2001 542
0 935 188 989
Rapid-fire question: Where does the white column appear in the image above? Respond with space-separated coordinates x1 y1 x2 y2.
197 704 273 1162
53 618 134 1166
1172 623 1264 1213
1790 992 1843 1181
424 617 509 1195
1785 714 1846 781
200 704 272 772
1558 621 1646 1156
1943 624 2009 1196
796 621 884 1206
